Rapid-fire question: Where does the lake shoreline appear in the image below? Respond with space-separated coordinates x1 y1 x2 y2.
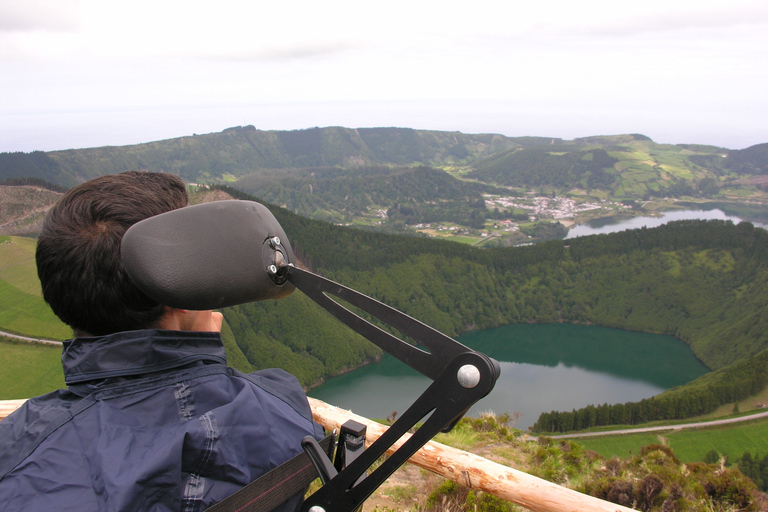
309 323 709 430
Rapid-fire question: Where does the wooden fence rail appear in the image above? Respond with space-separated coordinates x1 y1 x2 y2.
1 398 635 511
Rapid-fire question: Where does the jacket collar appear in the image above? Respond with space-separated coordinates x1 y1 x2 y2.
62 329 227 385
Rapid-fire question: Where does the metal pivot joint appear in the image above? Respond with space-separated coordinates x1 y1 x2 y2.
265 236 290 285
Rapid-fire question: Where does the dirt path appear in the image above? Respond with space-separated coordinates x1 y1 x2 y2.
0 329 62 346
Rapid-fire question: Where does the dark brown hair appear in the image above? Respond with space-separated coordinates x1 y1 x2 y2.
36 171 188 336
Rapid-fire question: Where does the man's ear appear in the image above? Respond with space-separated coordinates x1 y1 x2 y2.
155 307 189 331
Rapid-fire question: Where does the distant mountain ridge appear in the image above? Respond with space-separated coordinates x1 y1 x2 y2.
2 127 768 239
0 126 527 187
1 126 766 190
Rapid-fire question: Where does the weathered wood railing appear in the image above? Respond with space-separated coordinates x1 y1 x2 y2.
0 399 26 420
1 398 636 511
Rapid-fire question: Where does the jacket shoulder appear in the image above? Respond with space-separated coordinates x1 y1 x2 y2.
234 368 315 424
0 389 85 479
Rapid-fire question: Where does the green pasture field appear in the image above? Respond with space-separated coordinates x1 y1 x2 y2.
0 236 70 340
571 418 768 464
623 167 659 183
448 234 481 245
0 337 64 399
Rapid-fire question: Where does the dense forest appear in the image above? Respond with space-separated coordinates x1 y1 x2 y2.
468 148 619 189
738 451 768 493
234 164 507 225
690 142 768 175
209 187 768 431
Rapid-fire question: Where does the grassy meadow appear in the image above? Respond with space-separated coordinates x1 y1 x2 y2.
569 418 768 463
0 236 69 398
0 236 71 340
0 337 64 399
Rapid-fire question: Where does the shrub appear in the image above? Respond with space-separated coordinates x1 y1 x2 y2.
425 481 520 512
606 480 635 508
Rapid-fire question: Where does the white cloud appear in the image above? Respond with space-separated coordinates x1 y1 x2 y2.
0 0 766 150
0 0 80 32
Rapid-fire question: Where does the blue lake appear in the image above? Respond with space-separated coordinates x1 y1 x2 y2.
311 208 758 429
565 208 768 238
309 324 709 430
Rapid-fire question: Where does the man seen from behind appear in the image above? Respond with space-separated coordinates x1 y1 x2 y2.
0 171 323 512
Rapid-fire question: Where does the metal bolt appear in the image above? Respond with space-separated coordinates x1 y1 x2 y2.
269 236 281 248
457 364 481 388
308 507 326 512
267 265 278 275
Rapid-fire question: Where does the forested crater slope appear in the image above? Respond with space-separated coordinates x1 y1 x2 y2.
224 189 768 411
2 180 766 427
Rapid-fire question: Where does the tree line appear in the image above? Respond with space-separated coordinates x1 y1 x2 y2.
737 451 768 492
234 165 505 227
532 348 768 432
0 176 67 192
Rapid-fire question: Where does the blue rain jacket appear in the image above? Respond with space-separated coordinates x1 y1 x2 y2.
0 329 324 512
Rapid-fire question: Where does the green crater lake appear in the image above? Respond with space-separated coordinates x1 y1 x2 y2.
308 324 710 430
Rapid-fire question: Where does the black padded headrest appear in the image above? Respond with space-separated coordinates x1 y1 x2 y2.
121 200 295 310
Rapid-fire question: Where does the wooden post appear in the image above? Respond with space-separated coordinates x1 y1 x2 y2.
0 398 636 511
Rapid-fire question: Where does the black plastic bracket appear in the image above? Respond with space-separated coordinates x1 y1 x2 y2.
334 420 367 477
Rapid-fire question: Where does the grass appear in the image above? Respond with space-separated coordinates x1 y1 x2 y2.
570 433 671 460
386 484 418 503
0 337 65 399
0 237 41 294
667 420 768 462
0 236 71 340
434 426 483 450
569 417 768 464
448 235 481 245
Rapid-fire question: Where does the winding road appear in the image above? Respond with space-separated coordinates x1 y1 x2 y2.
0 329 62 346
550 410 768 439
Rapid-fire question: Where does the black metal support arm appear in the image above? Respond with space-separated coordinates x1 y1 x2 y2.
286 266 500 512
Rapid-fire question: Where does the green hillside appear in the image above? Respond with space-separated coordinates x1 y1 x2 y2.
0 236 70 340
234 165 507 227
2 128 768 244
1 128 766 202
469 147 619 189
3 185 768 430
5 201 768 386
0 337 65 398
265 201 768 371
0 127 522 187
467 134 743 199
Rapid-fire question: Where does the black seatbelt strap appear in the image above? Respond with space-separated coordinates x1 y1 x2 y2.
204 434 335 512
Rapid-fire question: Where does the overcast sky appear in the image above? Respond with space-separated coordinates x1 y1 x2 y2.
1 0 766 152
